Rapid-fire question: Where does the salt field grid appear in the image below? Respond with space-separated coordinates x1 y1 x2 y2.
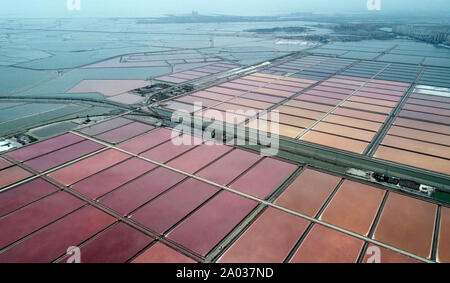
162 72 317 125
0 102 118 137
155 51 450 177
2 28 450 264
66 80 150 105
374 84 450 175
63 52 241 105
310 41 450 68
83 50 226 69
0 116 449 263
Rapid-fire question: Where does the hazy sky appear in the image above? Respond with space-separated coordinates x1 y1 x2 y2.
1 0 449 18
